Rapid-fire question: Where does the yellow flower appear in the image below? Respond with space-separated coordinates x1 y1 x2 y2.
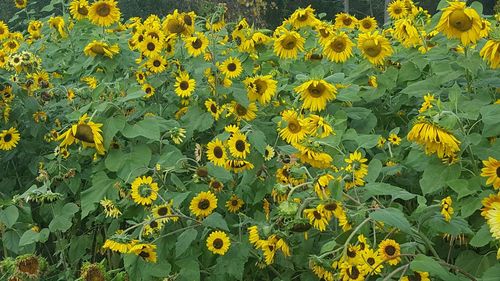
142 83 155 98
229 101 257 121
84 40 120 58
48 16 67 37
204 98 221 120
435 1 482 46
0 127 20 151
294 79 337 112
227 131 250 159
358 16 378 33
146 54 167 73
273 30 305 60
378 239 401 265
129 243 157 263
279 110 307 144
368 75 378 88
206 139 227 167
225 194 244 213
14 0 27 9
264 145 275 161
219 57 243 79
335 13 358 29
481 157 500 189
441 196 453 222
361 248 384 275
339 261 367 281
225 159 254 173
393 18 421 48
402 271 430 281
99 198 122 218
407 120 460 159
304 206 329 231
388 133 401 145
0 21 10 41
357 31 393 65
248 225 260 245
174 71 196 98
387 0 408 20
480 39 500 69
288 5 319 29
88 0 121 27
57 114 105 155
206 231 231 255
322 32 354 63
69 0 89 20
130 176 158 206
244 75 277 105
189 191 218 218
184 32 209 57
102 238 135 254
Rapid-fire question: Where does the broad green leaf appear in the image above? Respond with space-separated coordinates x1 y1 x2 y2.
480 105 500 137
411 254 464 281
102 115 126 149
175 228 198 257
248 129 267 155
81 171 116 218
0 205 19 228
122 118 161 140
363 183 416 201
469 224 493 248
364 159 382 182
369 208 412 233
482 265 500 281
202 213 229 231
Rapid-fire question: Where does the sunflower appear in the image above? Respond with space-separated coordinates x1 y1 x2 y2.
130 176 158 206
294 79 337 112
142 83 155 98
129 243 157 263
388 133 401 145
481 157 500 189
57 114 105 155
304 206 329 231
226 194 244 213
435 1 482 46
209 178 224 192
378 239 401 265
206 139 227 167
174 72 196 98
273 30 305 60
314 174 334 200
225 159 254 173
15 255 44 279
288 5 319 29
361 248 384 275
296 143 333 168
407 120 460 159
0 127 20 151
69 0 89 20
248 225 260 245
189 191 218 218
480 39 500 69
230 101 257 121
244 75 277 105
335 13 358 29
14 0 27 9
339 262 366 281
279 110 307 144
401 272 430 281
181 11 196 35
163 10 188 36
184 32 209 57
100 198 121 218
88 0 120 27
485 202 500 239
0 21 9 41
152 203 177 223
146 55 167 73
264 145 275 161
102 238 134 254
358 16 377 33
84 40 120 58
27 20 42 39
227 131 250 159
305 114 334 138
205 98 221 120
142 216 164 236
387 0 408 20
393 18 421 48
206 231 231 255
357 32 393 65
139 36 162 58
323 32 354 63
441 196 453 222
219 57 243 79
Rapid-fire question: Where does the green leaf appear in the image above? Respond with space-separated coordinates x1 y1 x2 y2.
364 159 382 182
369 208 412 233
213 243 250 280
19 230 40 247
482 265 500 281
411 254 464 281
320 240 337 254
420 161 460 195
207 163 233 182
469 224 493 248
447 178 479 199
122 119 161 141
0 205 18 228
363 183 416 201
105 144 152 180
177 259 200 281
81 171 116 218
470 1 483 14
49 203 79 232
202 213 229 231
480 105 500 137
102 115 126 149
248 129 267 155
175 228 198 257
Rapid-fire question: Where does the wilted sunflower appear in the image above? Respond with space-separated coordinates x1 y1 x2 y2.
481 157 500 189
273 30 305 59
441 196 453 222
357 31 393 65
69 0 89 20
393 18 421 48
88 0 121 27
184 32 209 57
57 114 105 155
407 120 460 159
295 143 333 169
152 201 178 223
14 0 27 9
0 127 20 151
387 0 408 20
226 194 244 213
322 32 354 63
206 139 227 167
358 16 377 32
84 40 120 58
304 206 329 231
48 16 66 37
335 13 357 29
219 57 243 79
174 71 196 98
27 20 42 39
15 255 45 279
402 272 430 281
129 243 157 263
227 131 250 159
230 101 257 121
294 79 337 112
244 75 277 105
288 5 319 29
314 174 334 200
435 1 482 46
279 110 307 144
80 263 106 281
225 159 254 173
206 231 231 255
102 237 134 254
130 176 158 206
480 39 500 69
190 191 218 218
378 239 401 265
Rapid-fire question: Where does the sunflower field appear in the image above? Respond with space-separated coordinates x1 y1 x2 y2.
1 0 500 280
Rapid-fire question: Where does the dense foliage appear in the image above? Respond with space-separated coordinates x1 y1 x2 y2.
1 0 500 281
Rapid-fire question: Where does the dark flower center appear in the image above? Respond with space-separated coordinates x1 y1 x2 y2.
409 273 422 281
192 38 202 49
343 18 352 26
324 202 337 211
235 104 247 116
231 200 239 206
449 10 473 32
235 140 246 152
394 7 402 14
362 20 373 29
198 199 210 210
96 3 111 17
147 42 156 51
213 146 223 158
347 266 359 279
385 245 396 256
210 104 217 114
255 79 268 95
149 220 158 228
347 248 356 258
287 120 301 133
213 238 223 249
183 15 193 26
75 124 95 143
211 181 222 189
17 257 39 275
367 257 375 265
179 81 189 90
139 251 150 258
281 35 297 50
363 39 382 57
157 207 168 216
167 20 186 34
308 83 326 98
78 6 88 16
496 166 500 177
313 211 322 220
227 63 237 72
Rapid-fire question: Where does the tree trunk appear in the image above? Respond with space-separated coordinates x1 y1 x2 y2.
384 0 391 24
344 0 349 13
